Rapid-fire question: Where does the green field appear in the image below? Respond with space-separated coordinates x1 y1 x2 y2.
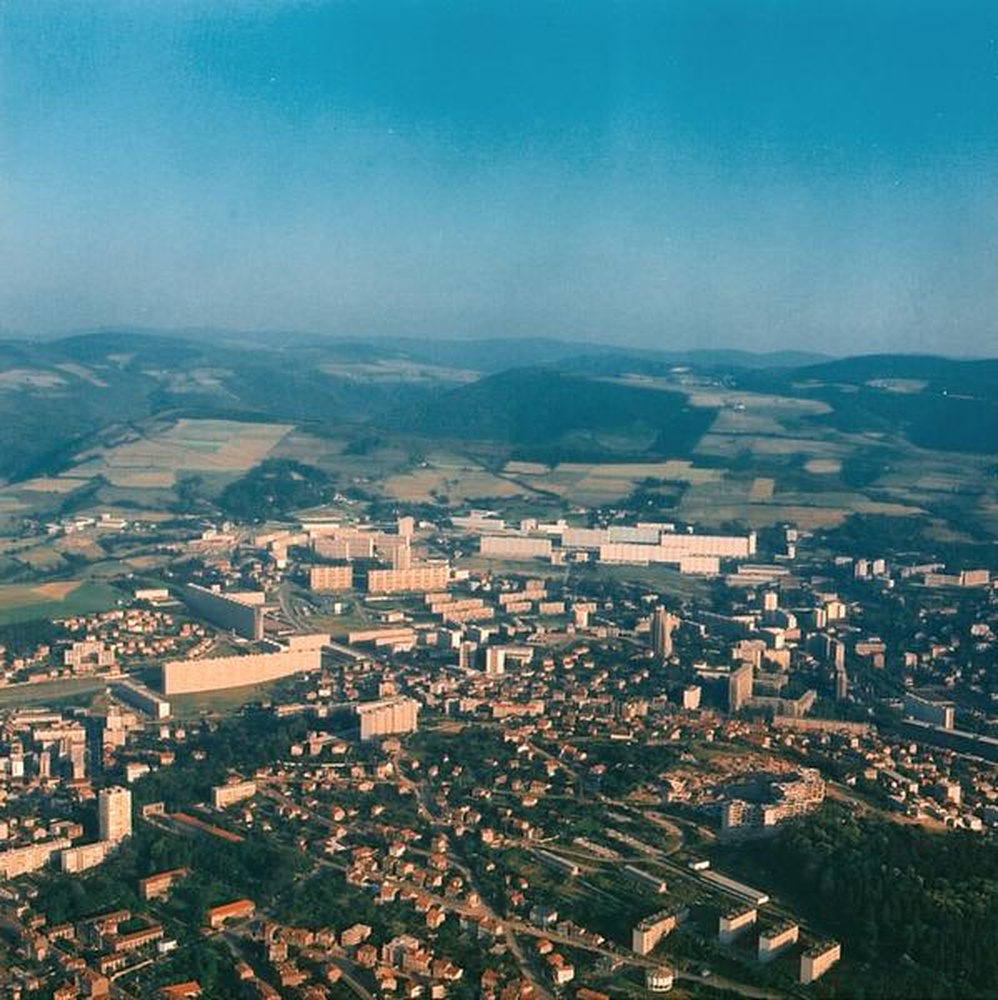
168 677 299 718
0 676 108 709
0 579 123 626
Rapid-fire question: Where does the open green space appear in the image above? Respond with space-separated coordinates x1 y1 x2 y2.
0 579 123 626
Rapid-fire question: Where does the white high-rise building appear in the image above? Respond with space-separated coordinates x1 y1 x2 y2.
98 786 132 843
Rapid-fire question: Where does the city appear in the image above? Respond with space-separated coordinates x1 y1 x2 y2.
1 481 996 998
3 2 998 998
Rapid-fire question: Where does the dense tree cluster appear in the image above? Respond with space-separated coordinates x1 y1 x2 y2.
733 805 998 997
217 459 332 522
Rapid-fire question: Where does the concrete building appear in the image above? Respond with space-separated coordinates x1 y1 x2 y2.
60 841 112 874
183 583 265 641
111 679 171 719
484 647 506 676
366 564 450 595
161 646 322 695
682 685 702 710
99 786 132 843
835 664 849 702
309 565 354 592
718 906 757 945
728 662 754 713
479 535 553 560
207 899 256 928
644 966 675 993
800 941 841 984
140 868 189 901
632 909 681 955
314 534 374 561
758 921 799 962
212 780 257 810
651 607 677 662
356 697 419 741
63 640 115 673
722 769 825 832
0 838 72 878
904 691 955 730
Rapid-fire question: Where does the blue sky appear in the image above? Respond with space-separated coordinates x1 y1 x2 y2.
2 1 998 354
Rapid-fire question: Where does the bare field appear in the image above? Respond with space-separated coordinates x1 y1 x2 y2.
504 461 552 475
32 581 81 600
557 460 721 482
805 458 842 474
17 476 90 493
749 477 775 500
697 433 847 458
852 500 925 516
709 409 793 437
0 368 66 389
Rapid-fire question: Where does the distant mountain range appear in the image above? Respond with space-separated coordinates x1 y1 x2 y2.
1 329 997 484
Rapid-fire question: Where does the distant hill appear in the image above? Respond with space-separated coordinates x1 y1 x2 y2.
2 331 998 487
380 367 717 462
739 354 998 455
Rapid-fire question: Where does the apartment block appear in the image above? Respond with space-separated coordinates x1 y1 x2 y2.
800 941 841 984
212 780 258 810
758 920 799 962
719 906 757 945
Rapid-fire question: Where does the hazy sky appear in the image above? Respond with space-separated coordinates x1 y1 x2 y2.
2 1 998 354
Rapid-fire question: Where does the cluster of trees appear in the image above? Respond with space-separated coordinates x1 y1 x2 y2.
217 458 332 522
734 804 998 997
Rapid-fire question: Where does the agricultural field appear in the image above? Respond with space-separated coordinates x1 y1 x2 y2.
502 459 723 506
381 460 529 504
320 359 478 383
67 418 295 489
